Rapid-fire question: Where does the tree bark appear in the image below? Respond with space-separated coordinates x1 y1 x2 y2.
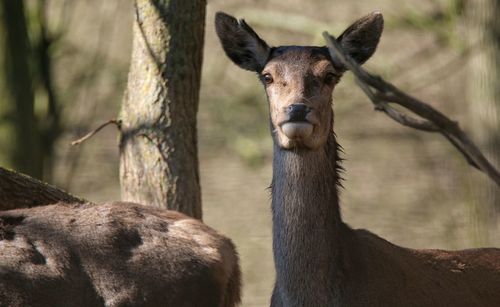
119 0 206 219
465 0 500 244
0 167 84 211
0 0 42 179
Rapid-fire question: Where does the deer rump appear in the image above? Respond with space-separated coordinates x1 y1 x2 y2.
0 202 240 307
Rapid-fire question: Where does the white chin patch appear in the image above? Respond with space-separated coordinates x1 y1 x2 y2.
281 122 313 139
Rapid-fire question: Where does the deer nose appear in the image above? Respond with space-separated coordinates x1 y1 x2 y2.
286 104 311 122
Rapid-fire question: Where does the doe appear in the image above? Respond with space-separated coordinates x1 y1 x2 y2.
216 11 500 307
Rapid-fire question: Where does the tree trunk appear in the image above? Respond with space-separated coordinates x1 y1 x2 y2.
465 0 500 244
0 0 42 179
119 0 206 219
0 167 83 211
35 0 61 182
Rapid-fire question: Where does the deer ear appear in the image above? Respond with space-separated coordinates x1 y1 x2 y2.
334 12 384 67
215 12 271 72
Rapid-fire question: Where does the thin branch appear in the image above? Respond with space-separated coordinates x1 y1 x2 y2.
323 31 500 187
353 77 439 132
70 119 121 146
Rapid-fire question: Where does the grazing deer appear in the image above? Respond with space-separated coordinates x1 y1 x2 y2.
0 202 241 307
215 11 500 307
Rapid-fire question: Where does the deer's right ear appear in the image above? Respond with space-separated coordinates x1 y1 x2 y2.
215 12 270 72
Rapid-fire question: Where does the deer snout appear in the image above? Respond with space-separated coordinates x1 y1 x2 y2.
279 104 314 140
286 104 311 122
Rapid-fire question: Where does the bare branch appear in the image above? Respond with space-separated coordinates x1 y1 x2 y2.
323 31 500 187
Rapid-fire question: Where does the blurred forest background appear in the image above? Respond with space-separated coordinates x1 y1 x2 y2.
0 0 499 305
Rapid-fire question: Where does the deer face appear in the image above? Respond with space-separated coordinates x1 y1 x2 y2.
215 12 383 150
260 47 338 149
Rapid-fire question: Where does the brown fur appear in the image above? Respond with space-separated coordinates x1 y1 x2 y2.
0 202 241 307
216 11 500 307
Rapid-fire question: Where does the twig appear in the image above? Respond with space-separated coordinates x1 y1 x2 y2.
323 31 500 187
70 119 121 146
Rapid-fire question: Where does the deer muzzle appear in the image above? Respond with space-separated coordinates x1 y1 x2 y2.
279 104 314 139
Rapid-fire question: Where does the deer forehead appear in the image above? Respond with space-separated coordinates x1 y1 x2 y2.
264 47 336 78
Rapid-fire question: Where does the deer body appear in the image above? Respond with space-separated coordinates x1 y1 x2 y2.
270 133 500 307
0 202 241 307
215 11 500 307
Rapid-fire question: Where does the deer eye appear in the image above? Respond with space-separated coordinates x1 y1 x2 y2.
324 72 337 84
261 73 273 84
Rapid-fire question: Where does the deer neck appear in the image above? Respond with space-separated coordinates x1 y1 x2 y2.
271 132 343 306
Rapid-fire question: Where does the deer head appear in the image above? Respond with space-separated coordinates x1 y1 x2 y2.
215 12 383 150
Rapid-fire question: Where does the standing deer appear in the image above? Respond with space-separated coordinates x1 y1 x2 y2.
0 202 240 307
215 11 500 307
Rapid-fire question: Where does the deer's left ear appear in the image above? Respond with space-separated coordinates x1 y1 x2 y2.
334 12 384 67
